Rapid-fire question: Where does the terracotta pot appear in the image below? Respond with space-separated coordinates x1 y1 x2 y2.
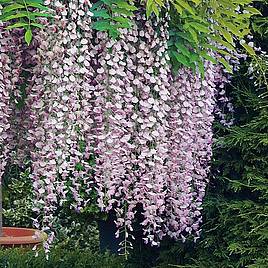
0 227 47 248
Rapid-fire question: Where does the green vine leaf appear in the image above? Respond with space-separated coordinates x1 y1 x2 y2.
6 22 28 29
92 9 111 19
30 22 44 28
3 3 24 12
0 12 28 21
241 43 256 56
25 2 48 10
218 57 233 73
175 0 195 15
24 27 32 45
90 0 137 39
0 0 53 45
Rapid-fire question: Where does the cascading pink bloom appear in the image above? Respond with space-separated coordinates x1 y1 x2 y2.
26 0 95 251
91 12 231 250
0 25 13 180
8 30 39 166
0 25 29 177
91 13 172 251
1 3 232 254
165 62 227 242
26 9 230 251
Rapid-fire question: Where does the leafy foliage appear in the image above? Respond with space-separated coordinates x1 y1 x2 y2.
147 0 262 74
2 164 34 227
2 162 100 252
90 0 137 38
0 0 52 45
0 248 124 268
191 79 268 267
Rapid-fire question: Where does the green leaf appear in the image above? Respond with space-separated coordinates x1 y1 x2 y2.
155 0 164 7
3 3 24 13
241 28 251 36
210 35 236 51
90 1 102 11
100 0 113 5
173 4 183 14
30 22 44 28
241 43 256 56
218 57 233 73
191 0 201 5
200 51 217 64
146 0 153 17
216 49 238 59
187 22 209 33
220 9 238 18
112 16 131 24
108 28 120 39
176 32 197 46
0 12 28 21
116 1 137 11
197 59 205 78
221 20 243 37
112 16 132 28
24 0 43 3
151 3 159 17
92 20 111 31
0 0 13 3
172 51 191 67
26 2 49 10
188 27 199 44
203 43 219 51
203 44 237 59
175 42 191 57
6 22 28 29
170 56 181 73
188 51 199 63
92 9 111 19
219 27 234 45
111 7 133 16
25 27 33 45
244 7 262 15
175 0 195 15
114 22 131 29
29 12 53 19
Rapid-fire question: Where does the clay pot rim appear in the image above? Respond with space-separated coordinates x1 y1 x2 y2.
0 227 47 245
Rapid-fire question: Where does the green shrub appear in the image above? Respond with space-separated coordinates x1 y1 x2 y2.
2 163 99 252
0 248 124 268
3 164 34 228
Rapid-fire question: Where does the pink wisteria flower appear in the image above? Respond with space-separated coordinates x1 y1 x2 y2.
0 3 231 255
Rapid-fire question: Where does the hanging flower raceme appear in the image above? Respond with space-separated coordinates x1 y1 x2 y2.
92 11 173 251
26 0 95 251
0 23 13 181
9 30 40 166
91 9 231 252
0 18 29 178
1 0 232 254
165 62 227 242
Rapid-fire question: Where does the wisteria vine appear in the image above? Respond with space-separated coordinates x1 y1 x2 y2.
0 0 233 256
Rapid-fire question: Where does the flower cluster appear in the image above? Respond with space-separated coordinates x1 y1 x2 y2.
25 0 95 251
0 22 33 176
0 3 231 254
165 62 227 242
0 24 13 180
91 13 229 250
92 13 171 250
